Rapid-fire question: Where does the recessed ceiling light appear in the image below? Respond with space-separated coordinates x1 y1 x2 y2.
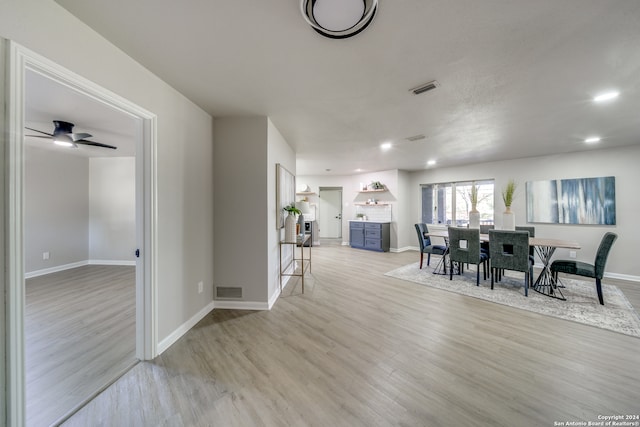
427 160 436 166
355 168 363 172
584 137 601 144
380 142 392 151
593 91 620 103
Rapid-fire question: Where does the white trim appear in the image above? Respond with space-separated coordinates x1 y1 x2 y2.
605 272 640 283
391 246 415 253
89 259 137 266
157 301 215 355
5 41 159 424
214 300 271 311
24 259 136 279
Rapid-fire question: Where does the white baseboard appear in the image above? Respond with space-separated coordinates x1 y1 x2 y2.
25 260 88 279
25 259 135 279
391 246 415 253
157 300 215 355
89 259 136 266
605 272 640 283
213 300 270 310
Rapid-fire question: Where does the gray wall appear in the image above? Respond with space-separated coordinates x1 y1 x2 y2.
410 145 640 278
213 117 296 306
25 146 89 272
1 0 215 344
89 157 136 262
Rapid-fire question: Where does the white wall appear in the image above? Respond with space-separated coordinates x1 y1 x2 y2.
24 146 89 272
267 119 297 303
1 0 214 345
298 169 403 249
89 157 135 262
410 145 640 279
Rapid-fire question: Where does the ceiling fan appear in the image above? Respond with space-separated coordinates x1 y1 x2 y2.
25 120 117 150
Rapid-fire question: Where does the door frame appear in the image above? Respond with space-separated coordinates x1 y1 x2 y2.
4 41 158 425
319 187 343 239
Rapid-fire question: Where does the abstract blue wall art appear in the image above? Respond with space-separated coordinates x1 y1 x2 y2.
526 176 616 225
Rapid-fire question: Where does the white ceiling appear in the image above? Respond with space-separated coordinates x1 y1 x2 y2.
54 0 640 174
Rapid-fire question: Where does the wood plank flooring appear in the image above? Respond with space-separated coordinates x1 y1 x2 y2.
25 265 136 427
64 246 640 426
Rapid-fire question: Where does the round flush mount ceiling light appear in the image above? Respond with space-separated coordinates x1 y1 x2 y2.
301 0 378 39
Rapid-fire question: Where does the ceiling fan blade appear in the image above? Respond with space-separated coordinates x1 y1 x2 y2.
69 132 93 141
25 135 54 139
76 139 117 150
25 126 54 137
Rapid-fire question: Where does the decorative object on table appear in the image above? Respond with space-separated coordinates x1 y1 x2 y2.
468 183 480 229
550 232 618 305
283 203 302 242
502 178 517 230
525 176 616 225
370 181 384 190
385 262 640 338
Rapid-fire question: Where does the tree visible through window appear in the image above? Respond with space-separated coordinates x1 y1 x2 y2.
421 180 494 226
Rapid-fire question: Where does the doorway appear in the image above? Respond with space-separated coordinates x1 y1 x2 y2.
319 187 343 239
4 41 157 425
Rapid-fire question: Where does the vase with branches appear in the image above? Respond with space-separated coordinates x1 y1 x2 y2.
501 179 517 230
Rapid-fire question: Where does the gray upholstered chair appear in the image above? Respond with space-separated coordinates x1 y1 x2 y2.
550 232 618 305
479 224 494 256
515 225 536 260
448 227 489 285
488 230 533 296
415 223 447 269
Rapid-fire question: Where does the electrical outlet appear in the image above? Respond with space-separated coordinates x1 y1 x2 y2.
43 252 50 260
198 281 203 294
569 251 577 259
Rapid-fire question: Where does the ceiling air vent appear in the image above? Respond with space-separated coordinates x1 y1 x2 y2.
406 134 426 142
410 80 439 95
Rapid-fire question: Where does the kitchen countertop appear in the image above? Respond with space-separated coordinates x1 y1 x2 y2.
349 220 391 223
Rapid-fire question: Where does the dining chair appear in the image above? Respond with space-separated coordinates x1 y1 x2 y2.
414 223 447 269
515 225 536 261
479 224 494 256
488 230 533 296
447 227 489 285
550 232 618 305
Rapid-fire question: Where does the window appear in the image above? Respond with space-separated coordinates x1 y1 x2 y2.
421 180 494 226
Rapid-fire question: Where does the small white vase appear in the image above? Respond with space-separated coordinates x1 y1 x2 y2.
284 213 297 242
469 210 480 229
503 207 515 230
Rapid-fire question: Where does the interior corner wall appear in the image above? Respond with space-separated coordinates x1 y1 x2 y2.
24 146 89 273
267 119 296 303
2 1 215 347
409 145 640 278
89 157 135 262
213 117 269 304
0 36 7 424
396 170 413 250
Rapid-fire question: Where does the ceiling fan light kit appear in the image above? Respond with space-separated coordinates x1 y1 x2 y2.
25 120 117 150
300 0 378 39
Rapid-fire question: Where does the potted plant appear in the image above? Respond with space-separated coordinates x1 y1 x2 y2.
283 204 302 242
370 181 384 190
501 179 517 230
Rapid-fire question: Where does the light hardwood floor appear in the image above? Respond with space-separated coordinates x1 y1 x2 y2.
64 246 640 426
26 265 136 427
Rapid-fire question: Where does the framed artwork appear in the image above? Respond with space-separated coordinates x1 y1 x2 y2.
526 176 616 225
276 163 295 229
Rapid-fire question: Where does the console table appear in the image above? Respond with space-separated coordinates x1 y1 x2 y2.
279 234 312 294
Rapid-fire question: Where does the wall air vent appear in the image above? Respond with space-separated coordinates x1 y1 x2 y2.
406 134 426 142
410 80 439 95
216 286 243 299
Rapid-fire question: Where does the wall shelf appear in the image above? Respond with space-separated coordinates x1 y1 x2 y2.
296 191 316 196
358 189 386 193
354 202 390 206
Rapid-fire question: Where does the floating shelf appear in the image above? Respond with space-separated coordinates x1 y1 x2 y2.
296 191 317 195
354 202 390 206
359 189 387 193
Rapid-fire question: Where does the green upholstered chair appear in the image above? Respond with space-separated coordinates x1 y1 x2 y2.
415 223 447 269
488 230 533 296
448 227 489 285
550 232 618 305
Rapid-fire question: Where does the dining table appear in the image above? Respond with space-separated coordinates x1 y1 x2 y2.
423 229 580 299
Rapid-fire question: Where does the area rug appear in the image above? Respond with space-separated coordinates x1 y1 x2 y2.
385 262 640 338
